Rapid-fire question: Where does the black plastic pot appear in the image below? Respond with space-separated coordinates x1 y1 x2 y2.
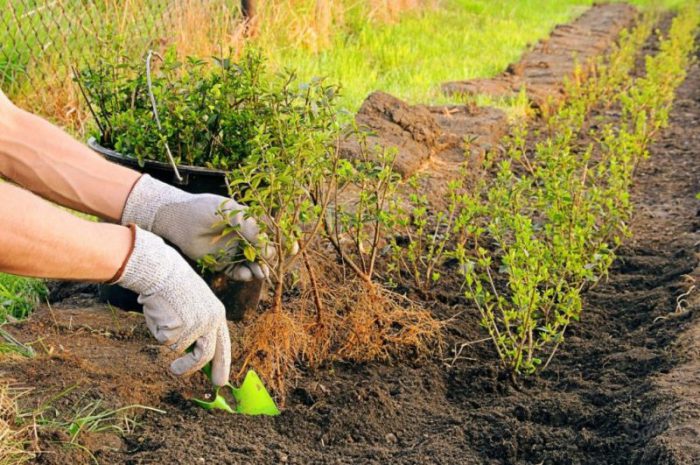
89 138 262 321
88 138 229 195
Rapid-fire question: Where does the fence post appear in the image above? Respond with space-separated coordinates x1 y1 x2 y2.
241 0 258 36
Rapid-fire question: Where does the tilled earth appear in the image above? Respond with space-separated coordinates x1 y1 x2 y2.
1 10 700 465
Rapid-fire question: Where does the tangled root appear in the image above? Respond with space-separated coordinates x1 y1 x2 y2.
301 311 341 369
335 282 443 363
237 308 307 400
237 272 443 398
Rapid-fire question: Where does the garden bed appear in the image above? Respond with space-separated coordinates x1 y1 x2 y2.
1 4 699 465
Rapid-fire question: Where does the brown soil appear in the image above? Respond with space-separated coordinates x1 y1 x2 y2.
340 91 511 207
442 3 639 109
418 103 509 208
1 6 699 465
340 91 446 179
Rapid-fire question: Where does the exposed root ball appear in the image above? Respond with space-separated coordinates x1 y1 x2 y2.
237 309 308 400
335 283 443 363
301 313 340 369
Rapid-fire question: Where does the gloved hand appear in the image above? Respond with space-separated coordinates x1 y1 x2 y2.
121 174 272 282
115 225 231 386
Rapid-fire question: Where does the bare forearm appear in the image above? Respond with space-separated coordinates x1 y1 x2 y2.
0 102 140 222
0 182 132 281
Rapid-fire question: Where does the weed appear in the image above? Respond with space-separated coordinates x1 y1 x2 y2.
17 387 164 463
0 326 35 358
0 274 47 323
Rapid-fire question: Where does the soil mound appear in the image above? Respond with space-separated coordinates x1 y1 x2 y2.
415 104 509 207
340 91 445 178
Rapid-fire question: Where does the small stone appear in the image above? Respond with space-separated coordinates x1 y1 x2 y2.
385 433 398 444
276 451 288 463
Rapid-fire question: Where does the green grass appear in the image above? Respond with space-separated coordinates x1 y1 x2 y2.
3 0 685 110
264 0 687 112
0 273 47 322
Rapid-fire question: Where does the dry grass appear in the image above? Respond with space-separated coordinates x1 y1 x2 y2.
163 1 248 60
248 0 434 53
11 70 90 135
145 0 435 60
0 383 32 465
5 0 433 132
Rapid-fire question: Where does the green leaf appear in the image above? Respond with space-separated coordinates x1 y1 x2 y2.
243 245 257 262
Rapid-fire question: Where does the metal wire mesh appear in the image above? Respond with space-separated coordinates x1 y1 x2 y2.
0 1 241 89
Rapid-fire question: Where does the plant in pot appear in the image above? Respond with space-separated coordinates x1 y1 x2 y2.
75 49 276 320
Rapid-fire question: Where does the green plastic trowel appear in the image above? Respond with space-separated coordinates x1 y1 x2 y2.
191 363 280 416
230 370 280 415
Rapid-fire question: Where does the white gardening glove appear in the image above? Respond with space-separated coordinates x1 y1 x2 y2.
115 226 231 386
121 174 272 282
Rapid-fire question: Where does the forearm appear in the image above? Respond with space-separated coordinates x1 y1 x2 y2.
0 101 140 222
0 182 132 281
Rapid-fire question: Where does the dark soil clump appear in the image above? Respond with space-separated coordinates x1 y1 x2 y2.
341 91 446 178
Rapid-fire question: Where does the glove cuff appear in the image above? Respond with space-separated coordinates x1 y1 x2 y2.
120 174 190 231
108 224 137 283
115 225 178 296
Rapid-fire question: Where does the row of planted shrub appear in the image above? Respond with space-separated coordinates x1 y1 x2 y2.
453 6 699 375
209 6 700 391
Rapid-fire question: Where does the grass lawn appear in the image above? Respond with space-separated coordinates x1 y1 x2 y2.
263 0 687 111
0 273 47 322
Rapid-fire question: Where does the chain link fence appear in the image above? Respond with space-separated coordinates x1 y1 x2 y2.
2 1 160 87
0 0 251 132
0 1 250 89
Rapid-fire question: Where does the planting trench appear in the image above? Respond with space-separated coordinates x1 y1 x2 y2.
0 4 699 465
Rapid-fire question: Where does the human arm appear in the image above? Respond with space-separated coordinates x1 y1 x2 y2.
0 181 131 280
0 90 140 222
0 182 231 385
0 90 270 280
